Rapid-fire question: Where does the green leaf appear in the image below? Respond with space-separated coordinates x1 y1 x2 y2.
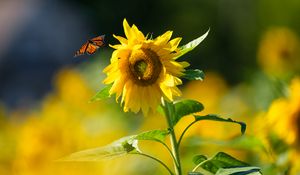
58 130 170 162
194 114 246 135
183 69 205 81
89 84 112 103
173 100 204 126
134 130 169 143
211 152 249 167
57 136 139 161
174 29 209 60
193 152 261 174
216 167 261 175
193 155 208 165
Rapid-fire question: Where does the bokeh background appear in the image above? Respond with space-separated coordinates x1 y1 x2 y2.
1 0 300 174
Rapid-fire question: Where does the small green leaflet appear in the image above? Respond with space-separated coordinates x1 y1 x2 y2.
174 29 210 60
173 100 204 126
89 84 112 103
183 69 205 81
194 114 246 135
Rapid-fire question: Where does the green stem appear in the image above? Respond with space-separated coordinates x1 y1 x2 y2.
178 120 197 147
130 152 174 175
162 99 182 175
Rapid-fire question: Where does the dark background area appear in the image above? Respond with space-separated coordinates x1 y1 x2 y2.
0 0 299 109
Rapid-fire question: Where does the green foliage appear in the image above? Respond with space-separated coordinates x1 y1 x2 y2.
192 152 261 175
193 155 208 165
58 136 139 161
135 130 169 143
174 29 210 60
216 167 262 175
183 69 205 81
267 133 289 154
89 84 112 103
173 100 204 126
194 114 246 135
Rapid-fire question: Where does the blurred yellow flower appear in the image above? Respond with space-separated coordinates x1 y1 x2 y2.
53 68 95 111
266 77 300 146
183 72 228 115
176 72 230 140
257 27 300 76
12 68 130 175
288 150 300 174
103 19 189 114
253 77 300 173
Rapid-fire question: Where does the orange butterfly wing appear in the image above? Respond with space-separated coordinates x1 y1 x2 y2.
86 43 99 55
74 35 105 57
90 35 105 47
74 42 89 57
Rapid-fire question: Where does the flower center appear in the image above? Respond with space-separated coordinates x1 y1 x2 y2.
280 48 292 60
129 49 162 86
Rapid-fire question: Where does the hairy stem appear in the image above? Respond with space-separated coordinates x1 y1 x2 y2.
162 99 182 175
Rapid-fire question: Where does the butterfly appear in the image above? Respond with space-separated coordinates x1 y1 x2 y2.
74 35 105 57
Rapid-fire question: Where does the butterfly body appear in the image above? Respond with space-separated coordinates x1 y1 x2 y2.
74 35 105 57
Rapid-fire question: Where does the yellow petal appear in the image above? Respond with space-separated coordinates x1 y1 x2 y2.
174 77 182 85
123 18 132 39
110 50 120 62
163 74 176 87
103 71 119 84
140 87 149 115
150 85 161 110
169 37 182 51
171 86 182 97
154 31 173 46
113 34 128 45
123 82 133 109
160 83 173 101
125 84 140 113
180 61 190 68
132 44 142 50
110 77 126 100
132 24 145 41
109 44 123 49
103 61 118 74
121 81 129 104
145 86 156 111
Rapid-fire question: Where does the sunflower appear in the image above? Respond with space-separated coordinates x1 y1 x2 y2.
103 19 189 114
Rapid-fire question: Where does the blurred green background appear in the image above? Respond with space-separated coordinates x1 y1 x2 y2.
1 0 300 109
1 0 300 174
